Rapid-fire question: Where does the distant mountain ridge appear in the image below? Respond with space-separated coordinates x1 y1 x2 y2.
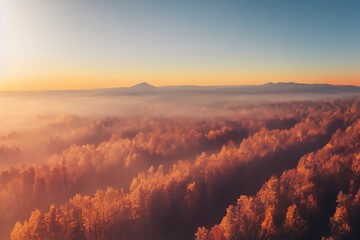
0 82 359 97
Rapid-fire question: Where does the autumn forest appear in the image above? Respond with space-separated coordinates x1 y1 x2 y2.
0 88 359 240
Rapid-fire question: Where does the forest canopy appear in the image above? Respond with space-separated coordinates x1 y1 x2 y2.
0 93 359 240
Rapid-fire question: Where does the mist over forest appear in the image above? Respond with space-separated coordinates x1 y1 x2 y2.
1 83 360 240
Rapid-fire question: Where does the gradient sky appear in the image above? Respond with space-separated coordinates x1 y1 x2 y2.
0 0 359 90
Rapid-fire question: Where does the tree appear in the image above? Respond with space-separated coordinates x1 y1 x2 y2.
68 209 86 240
10 222 26 240
44 205 62 240
195 227 210 240
27 210 46 240
259 208 277 239
283 204 306 237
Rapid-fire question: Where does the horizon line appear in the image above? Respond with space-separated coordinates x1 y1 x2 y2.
0 81 360 93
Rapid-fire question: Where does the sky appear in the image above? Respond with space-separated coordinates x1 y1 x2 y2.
0 0 359 91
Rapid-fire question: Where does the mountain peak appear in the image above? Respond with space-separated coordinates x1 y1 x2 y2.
264 82 299 86
130 82 157 90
